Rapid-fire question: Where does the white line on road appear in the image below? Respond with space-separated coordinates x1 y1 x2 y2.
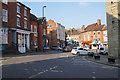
28 66 58 78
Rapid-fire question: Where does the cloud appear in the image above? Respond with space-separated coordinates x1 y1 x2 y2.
79 2 89 7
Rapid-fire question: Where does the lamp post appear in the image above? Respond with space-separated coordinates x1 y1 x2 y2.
42 5 46 17
42 6 46 52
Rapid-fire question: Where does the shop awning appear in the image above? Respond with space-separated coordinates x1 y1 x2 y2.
82 41 92 44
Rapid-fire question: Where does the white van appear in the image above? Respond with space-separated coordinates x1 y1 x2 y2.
99 47 108 55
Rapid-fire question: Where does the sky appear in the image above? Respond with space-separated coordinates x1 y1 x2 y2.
22 2 106 29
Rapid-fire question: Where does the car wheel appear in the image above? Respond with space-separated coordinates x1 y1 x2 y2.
77 52 80 56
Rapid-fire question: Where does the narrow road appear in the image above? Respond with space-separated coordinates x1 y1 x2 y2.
2 52 119 79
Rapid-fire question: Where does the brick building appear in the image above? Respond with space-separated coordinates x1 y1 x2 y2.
1 0 31 53
47 19 65 48
30 14 49 51
37 17 49 51
30 14 38 51
79 19 108 49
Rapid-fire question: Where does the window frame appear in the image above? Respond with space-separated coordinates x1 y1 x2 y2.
24 19 28 28
17 5 20 14
24 8 27 16
2 9 8 22
17 16 21 27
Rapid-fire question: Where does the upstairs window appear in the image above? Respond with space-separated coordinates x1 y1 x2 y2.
2 0 8 4
17 17 20 27
24 8 27 16
24 19 27 28
49 25 52 28
34 25 37 33
17 5 20 13
2 9 8 22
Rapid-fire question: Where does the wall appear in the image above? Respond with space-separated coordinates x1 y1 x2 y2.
106 0 120 58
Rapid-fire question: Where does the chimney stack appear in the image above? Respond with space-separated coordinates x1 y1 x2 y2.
97 19 101 25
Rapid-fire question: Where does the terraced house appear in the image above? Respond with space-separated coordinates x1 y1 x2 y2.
79 19 108 49
1 0 31 53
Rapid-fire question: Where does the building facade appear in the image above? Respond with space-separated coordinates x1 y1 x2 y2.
79 20 108 49
47 19 65 48
37 17 49 51
106 0 120 58
1 1 31 53
30 14 38 51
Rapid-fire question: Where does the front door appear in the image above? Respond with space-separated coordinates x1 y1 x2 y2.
18 34 26 53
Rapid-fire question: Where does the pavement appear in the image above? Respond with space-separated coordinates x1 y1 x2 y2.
85 54 120 68
0 50 63 60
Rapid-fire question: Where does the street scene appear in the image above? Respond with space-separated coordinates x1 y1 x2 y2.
0 0 120 79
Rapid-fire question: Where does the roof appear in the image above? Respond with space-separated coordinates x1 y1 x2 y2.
17 2 31 10
30 14 37 21
85 23 107 31
37 17 45 24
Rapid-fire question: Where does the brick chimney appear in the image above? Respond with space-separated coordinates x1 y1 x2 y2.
97 19 101 25
81 25 85 31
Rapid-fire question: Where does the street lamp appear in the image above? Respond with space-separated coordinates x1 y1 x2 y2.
42 5 47 17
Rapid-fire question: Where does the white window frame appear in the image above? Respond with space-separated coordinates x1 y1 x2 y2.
17 5 20 13
24 19 28 29
17 16 21 27
34 25 37 33
2 9 8 22
24 7 27 16
2 0 8 4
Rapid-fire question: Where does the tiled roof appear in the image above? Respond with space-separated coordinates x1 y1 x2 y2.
37 17 44 24
30 14 37 21
85 23 106 31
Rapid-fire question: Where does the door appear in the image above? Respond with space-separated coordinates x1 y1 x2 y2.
18 34 26 53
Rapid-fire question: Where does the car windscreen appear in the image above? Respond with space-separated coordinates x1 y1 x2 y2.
78 48 83 50
73 48 77 49
100 48 104 50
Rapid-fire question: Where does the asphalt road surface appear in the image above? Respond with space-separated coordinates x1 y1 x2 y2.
1 52 119 79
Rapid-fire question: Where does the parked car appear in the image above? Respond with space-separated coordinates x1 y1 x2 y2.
63 46 72 52
83 46 89 50
71 47 94 56
50 46 62 51
99 47 108 55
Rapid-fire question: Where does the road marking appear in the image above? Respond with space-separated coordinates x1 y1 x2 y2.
28 66 58 78
92 72 95 74
92 76 96 79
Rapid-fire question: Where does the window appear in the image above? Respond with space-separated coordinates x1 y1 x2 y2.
2 9 8 22
49 25 52 28
24 20 27 28
98 38 100 41
78 48 83 50
17 17 20 27
17 5 20 13
98 32 100 35
0 29 8 44
43 29 46 35
24 8 27 16
34 25 37 32
2 0 8 4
